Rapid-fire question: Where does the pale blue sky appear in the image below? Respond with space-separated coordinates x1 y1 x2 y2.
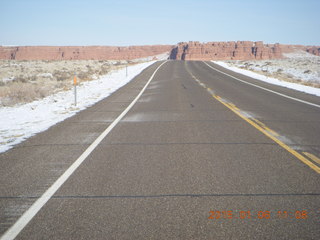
0 0 319 46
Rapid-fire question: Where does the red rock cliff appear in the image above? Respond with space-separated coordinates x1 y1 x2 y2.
1 42 318 61
170 41 283 60
0 45 173 60
306 46 320 56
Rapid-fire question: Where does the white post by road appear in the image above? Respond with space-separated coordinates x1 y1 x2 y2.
74 74 77 106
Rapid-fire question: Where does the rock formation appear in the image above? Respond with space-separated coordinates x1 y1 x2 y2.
1 42 319 61
169 41 284 60
306 46 320 56
0 45 173 60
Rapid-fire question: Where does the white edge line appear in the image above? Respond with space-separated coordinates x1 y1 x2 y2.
1 60 168 240
202 61 320 109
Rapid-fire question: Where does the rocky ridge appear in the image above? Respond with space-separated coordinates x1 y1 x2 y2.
0 45 173 60
169 41 319 60
0 42 319 61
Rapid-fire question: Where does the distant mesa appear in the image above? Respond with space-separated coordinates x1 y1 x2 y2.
0 42 319 61
0 45 173 61
169 41 320 60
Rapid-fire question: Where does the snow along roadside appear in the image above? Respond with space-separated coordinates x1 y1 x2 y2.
0 61 156 153
212 61 320 97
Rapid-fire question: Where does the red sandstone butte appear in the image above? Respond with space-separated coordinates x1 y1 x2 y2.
0 45 173 60
170 41 320 60
170 41 284 60
306 46 320 56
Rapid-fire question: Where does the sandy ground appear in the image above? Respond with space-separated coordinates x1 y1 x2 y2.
222 50 320 88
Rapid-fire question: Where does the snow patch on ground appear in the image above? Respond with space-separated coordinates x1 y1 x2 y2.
1 77 15 83
282 50 319 59
0 61 156 153
212 60 320 97
36 73 53 78
132 52 169 62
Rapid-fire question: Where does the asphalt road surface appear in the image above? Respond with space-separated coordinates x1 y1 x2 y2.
1 60 320 239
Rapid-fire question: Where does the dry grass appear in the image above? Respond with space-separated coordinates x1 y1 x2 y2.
0 82 53 106
0 60 129 106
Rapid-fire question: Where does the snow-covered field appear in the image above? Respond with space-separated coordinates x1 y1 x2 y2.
0 61 156 153
213 50 320 96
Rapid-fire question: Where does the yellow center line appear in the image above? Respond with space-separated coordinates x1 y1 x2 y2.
252 119 267 128
251 119 279 137
226 103 240 111
303 152 320 165
184 62 320 174
212 92 320 174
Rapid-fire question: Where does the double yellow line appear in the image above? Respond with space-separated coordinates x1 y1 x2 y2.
186 63 320 174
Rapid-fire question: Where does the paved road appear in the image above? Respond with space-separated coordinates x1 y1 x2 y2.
1 60 320 239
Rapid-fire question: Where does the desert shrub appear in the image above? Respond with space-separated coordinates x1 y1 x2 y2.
13 75 38 83
55 81 69 90
78 71 92 80
0 82 53 106
11 75 23 83
12 75 28 83
53 70 72 81
98 65 109 75
286 74 294 79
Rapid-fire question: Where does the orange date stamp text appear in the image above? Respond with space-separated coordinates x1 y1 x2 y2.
208 210 308 220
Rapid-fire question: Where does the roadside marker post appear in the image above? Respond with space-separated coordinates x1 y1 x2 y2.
74 74 77 106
